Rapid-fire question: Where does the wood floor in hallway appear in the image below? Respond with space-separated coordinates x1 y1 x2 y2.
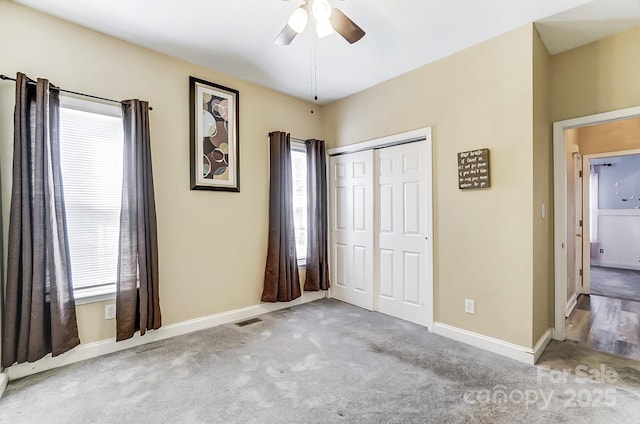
591 266 640 303
566 294 640 361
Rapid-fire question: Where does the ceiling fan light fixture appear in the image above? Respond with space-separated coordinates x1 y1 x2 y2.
275 0 365 45
316 19 334 38
312 0 332 22
288 6 309 34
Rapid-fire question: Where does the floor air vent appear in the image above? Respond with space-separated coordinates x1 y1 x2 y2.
235 317 263 327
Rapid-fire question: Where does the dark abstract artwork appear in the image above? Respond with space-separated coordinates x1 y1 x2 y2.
190 77 240 191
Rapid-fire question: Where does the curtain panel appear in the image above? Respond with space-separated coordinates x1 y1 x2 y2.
304 139 330 291
116 99 161 341
262 131 301 302
2 73 80 368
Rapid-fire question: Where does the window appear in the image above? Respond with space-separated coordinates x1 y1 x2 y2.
58 96 124 300
290 142 308 262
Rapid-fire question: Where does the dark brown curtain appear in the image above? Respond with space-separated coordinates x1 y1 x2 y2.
262 131 301 302
2 73 80 368
304 139 330 291
116 99 161 341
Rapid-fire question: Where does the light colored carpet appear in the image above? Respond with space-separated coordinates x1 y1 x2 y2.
2 299 640 423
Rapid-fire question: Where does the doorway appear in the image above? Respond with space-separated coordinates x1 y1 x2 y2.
585 153 640 303
566 150 640 360
554 109 640 361
327 128 434 329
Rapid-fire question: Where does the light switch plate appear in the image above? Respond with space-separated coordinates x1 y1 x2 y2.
465 299 475 314
104 304 116 320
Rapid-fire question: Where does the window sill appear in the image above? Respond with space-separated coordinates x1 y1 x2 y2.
74 286 116 305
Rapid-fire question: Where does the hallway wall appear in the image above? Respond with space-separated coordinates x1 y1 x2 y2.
551 26 640 122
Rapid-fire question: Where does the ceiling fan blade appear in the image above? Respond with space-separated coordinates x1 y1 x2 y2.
274 24 298 45
330 8 365 44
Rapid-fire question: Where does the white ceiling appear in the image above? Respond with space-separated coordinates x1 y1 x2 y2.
536 0 640 54
12 0 640 104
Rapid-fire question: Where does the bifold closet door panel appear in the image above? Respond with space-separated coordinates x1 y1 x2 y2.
329 150 375 311
376 141 431 326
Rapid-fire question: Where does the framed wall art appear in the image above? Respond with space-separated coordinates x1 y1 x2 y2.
189 76 240 191
457 148 490 190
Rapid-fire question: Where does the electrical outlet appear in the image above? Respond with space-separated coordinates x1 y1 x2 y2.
465 299 475 314
104 304 116 320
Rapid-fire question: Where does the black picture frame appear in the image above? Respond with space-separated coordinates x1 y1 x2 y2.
189 76 240 192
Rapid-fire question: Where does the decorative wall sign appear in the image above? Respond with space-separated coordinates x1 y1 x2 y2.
190 76 240 191
458 148 491 189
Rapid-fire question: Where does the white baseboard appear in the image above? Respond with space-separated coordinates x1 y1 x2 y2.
533 328 553 364
0 371 8 398
6 291 326 381
566 292 578 317
433 323 553 365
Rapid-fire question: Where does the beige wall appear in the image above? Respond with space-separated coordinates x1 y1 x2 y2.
578 117 640 155
323 25 536 348
550 26 640 122
532 28 553 344
0 2 322 345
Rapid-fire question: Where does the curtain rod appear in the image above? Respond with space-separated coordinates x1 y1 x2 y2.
0 74 153 110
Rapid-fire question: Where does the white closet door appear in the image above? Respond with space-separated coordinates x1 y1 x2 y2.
329 150 375 310
376 141 431 326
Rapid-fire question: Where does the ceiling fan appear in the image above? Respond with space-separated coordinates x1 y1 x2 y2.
275 0 366 45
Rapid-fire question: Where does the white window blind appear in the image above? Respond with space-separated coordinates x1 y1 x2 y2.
58 98 123 295
291 144 308 261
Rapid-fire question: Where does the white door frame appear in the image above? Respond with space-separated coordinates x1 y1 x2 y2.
553 106 640 340
327 127 434 330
